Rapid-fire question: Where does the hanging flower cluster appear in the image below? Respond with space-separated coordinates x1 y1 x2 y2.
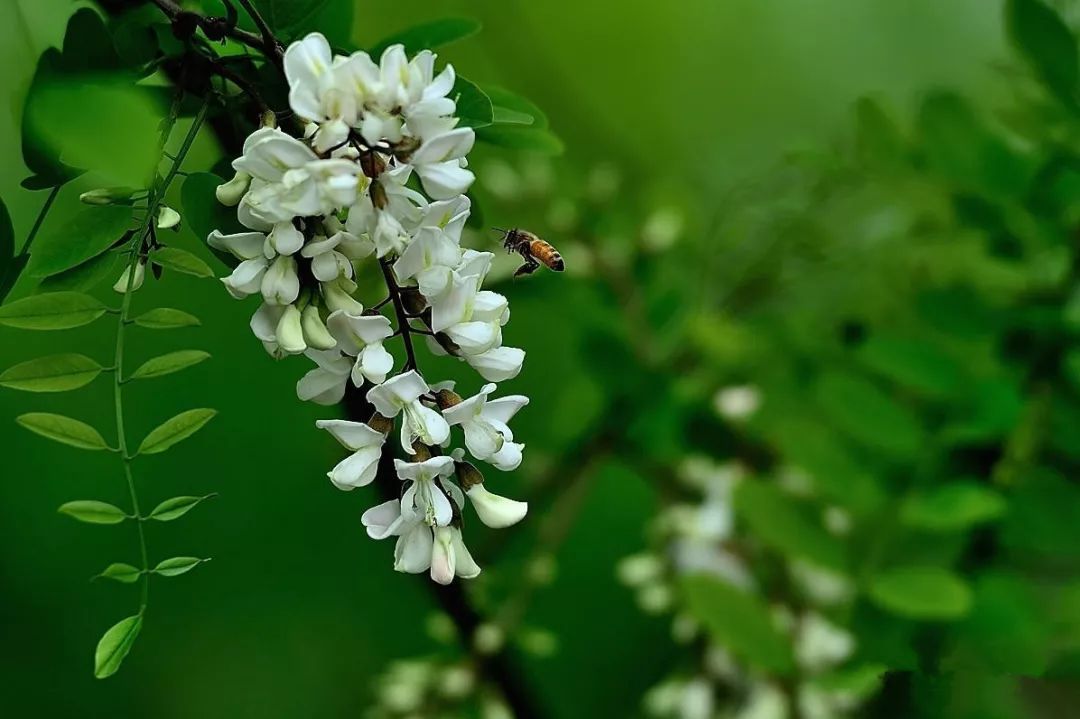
207 33 529 583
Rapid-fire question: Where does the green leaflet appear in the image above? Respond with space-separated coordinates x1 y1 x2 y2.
151 247 214 279
0 354 103 392
97 563 142 584
94 615 142 679
16 412 110 451
137 408 218 455
129 350 210 381
151 556 210 577
58 500 128 525
148 494 217 521
0 291 108 330
868 566 973 620
133 308 201 330
25 205 133 279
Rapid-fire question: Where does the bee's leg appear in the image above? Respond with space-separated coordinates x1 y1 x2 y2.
514 257 540 277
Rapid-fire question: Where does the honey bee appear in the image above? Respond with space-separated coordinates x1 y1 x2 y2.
497 228 565 277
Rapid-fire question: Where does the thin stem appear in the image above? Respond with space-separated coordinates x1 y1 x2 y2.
113 96 208 617
19 185 60 256
235 0 283 67
148 0 266 52
380 259 419 371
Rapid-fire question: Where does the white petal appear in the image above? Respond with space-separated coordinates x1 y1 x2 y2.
394 524 433 574
327 446 382 489
430 525 456 584
482 395 530 425
296 367 347 404
466 346 525 382
452 529 481 579
489 440 525 472
360 342 394 384
463 420 504 460
467 484 528 528
315 419 386 451
361 499 404 539
208 230 265 260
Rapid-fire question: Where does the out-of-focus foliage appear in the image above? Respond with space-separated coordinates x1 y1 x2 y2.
1 0 1079 717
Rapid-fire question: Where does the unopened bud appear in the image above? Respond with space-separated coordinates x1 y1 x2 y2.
275 304 306 354
455 460 484 490
466 484 528 528
113 260 145 293
80 187 136 205
157 206 181 230
400 287 427 315
322 280 365 315
371 179 388 209
301 305 337 350
367 413 394 434
435 388 463 409
215 171 250 206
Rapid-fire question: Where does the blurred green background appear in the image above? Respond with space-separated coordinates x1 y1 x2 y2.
2 1 1077 717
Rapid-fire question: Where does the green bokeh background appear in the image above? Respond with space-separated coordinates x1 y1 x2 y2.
0 1 1044 716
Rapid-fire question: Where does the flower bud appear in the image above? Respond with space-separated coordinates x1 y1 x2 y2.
322 279 366 315
435 388 463 409
80 187 136 205
215 171 251 206
454 460 484 490
367 413 394 434
466 484 528 528
275 304 307 354
157 206 181 230
430 526 456 585
301 305 337 350
400 287 427 315
113 260 145 293
261 255 300 305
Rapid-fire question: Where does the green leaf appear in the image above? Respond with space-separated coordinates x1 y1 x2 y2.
137 408 217 455
855 97 906 169
250 0 331 35
94 614 141 679
130 350 210 381
371 17 481 56
152 556 209 577
97 563 142 584
0 197 13 290
21 50 83 188
25 79 163 188
148 494 216 522
901 481 1007 532
181 173 242 263
0 354 103 392
453 76 493 129
37 251 121 293
0 291 107 330
58 500 127 525
26 205 133 278
151 247 213 279
814 371 924 459
681 574 794 674
1006 0 1078 103
16 412 110 450
476 125 565 155
133 308 201 330
485 85 548 128
868 566 973 620
735 479 848 571
857 335 963 398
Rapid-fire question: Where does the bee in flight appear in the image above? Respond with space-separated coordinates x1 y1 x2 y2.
496 228 565 277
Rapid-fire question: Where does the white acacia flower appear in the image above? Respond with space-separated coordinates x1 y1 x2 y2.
249 302 285 357
296 349 352 404
275 304 306 354
430 525 481 584
465 346 525 382
466 484 528 528
409 128 476 199
261 255 300 305
208 230 269 299
284 33 358 152
316 419 387 490
321 276 366 315
300 233 354 283
326 310 395 385
366 370 450 452
443 383 528 469
393 195 471 298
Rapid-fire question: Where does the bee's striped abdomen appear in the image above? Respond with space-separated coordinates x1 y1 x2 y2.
529 240 564 271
